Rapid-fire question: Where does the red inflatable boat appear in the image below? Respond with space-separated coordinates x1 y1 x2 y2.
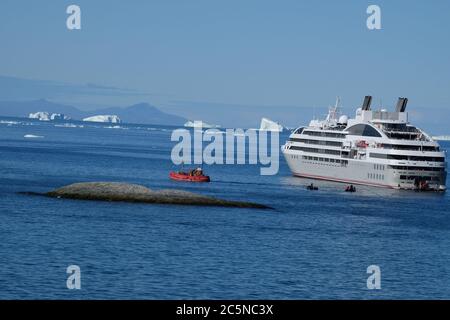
169 171 210 182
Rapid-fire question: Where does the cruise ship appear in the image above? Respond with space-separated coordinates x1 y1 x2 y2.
282 96 447 191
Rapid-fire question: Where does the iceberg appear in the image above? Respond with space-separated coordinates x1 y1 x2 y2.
83 115 121 123
24 134 44 138
432 135 450 141
29 112 70 121
54 123 83 128
0 120 20 125
259 117 283 132
184 120 220 129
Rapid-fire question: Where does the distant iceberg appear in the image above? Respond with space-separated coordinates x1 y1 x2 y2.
432 135 450 141
29 112 70 121
24 134 44 139
105 125 126 129
83 115 121 123
54 123 83 128
184 120 220 129
0 120 20 125
259 117 283 132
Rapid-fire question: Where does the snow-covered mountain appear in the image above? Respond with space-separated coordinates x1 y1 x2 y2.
0 100 186 126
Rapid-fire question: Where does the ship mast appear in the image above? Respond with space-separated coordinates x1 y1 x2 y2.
326 96 340 122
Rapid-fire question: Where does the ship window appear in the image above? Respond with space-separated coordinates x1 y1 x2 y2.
303 131 346 138
381 144 439 152
371 153 445 162
289 146 341 155
388 165 445 172
288 138 342 147
346 124 382 137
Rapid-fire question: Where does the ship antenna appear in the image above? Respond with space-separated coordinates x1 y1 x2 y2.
335 96 341 117
335 96 340 109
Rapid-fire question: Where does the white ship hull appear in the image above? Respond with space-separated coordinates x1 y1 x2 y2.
283 149 446 190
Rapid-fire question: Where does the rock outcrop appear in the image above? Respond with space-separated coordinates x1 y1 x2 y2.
46 182 269 209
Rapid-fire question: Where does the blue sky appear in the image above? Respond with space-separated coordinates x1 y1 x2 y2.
1 0 450 127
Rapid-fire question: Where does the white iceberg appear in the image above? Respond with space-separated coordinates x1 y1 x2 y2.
83 115 121 123
105 125 127 129
259 117 283 132
184 120 220 129
432 135 450 141
54 123 83 128
29 112 70 121
0 120 20 125
24 134 44 138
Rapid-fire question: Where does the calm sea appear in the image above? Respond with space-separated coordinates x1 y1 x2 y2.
0 117 449 299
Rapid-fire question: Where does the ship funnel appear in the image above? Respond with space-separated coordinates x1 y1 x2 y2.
361 95 372 111
395 97 408 112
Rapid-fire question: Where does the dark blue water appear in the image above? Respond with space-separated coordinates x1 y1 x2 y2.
0 117 449 299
